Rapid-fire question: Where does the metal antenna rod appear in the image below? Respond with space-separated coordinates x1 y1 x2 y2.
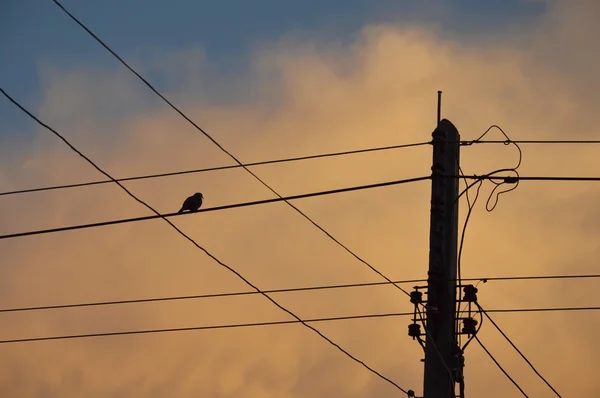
437 91 443 126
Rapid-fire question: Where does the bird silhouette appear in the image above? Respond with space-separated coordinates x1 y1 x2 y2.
178 192 204 213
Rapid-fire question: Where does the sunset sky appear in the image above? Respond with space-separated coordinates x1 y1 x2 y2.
1 0 599 396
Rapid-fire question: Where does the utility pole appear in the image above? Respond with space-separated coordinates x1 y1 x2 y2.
422 98 460 397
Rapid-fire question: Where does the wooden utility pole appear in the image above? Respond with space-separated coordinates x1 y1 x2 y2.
423 116 460 398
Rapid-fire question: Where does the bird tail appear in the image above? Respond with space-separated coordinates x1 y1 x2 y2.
178 207 185 214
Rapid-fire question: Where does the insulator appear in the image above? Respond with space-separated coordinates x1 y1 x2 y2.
462 284 478 302
408 323 422 338
462 317 478 335
410 291 423 305
407 389 415 397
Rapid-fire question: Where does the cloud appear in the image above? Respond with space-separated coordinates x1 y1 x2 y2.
1 1 600 396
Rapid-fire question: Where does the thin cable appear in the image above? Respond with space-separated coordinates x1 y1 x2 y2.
474 335 529 397
484 306 600 313
477 303 562 397
463 273 600 282
0 175 430 241
51 0 415 301
1 88 409 395
476 125 523 211
0 141 431 198
1 272 595 314
2 285 599 316
464 139 600 145
0 311 413 345
0 278 426 314
458 175 600 182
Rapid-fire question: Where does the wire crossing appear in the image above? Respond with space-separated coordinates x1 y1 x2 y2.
51 0 418 303
2 86 411 395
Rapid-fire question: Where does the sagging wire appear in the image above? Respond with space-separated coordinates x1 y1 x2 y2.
461 124 523 212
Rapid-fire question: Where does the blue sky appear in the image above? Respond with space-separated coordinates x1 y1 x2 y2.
2 0 545 134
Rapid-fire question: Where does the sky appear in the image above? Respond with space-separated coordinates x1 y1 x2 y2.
1 0 600 397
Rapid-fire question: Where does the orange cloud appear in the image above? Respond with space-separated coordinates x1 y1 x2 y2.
1 1 600 396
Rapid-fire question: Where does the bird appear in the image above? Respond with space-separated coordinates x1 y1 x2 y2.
178 192 204 213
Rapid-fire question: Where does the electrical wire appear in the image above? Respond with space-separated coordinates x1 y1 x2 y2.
458 175 600 182
0 175 430 241
0 274 600 313
484 306 600 313
0 278 426 314
0 89 406 393
0 311 413 345
1 88 410 395
6 137 593 199
51 0 415 303
474 335 529 397
462 273 600 283
2 282 599 316
0 141 431 198
473 125 523 212
2 290 598 317
463 139 600 145
477 303 562 397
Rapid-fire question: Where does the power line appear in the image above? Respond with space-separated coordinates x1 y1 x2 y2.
0 311 413 345
2 293 598 317
3 304 597 346
463 273 600 282
474 335 529 397
458 174 600 182
0 174 430 240
464 140 600 145
1 88 410 394
51 0 415 303
485 306 600 314
0 278 426 314
9 170 600 241
6 138 594 200
478 304 563 397
2 272 599 314
0 141 430 198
